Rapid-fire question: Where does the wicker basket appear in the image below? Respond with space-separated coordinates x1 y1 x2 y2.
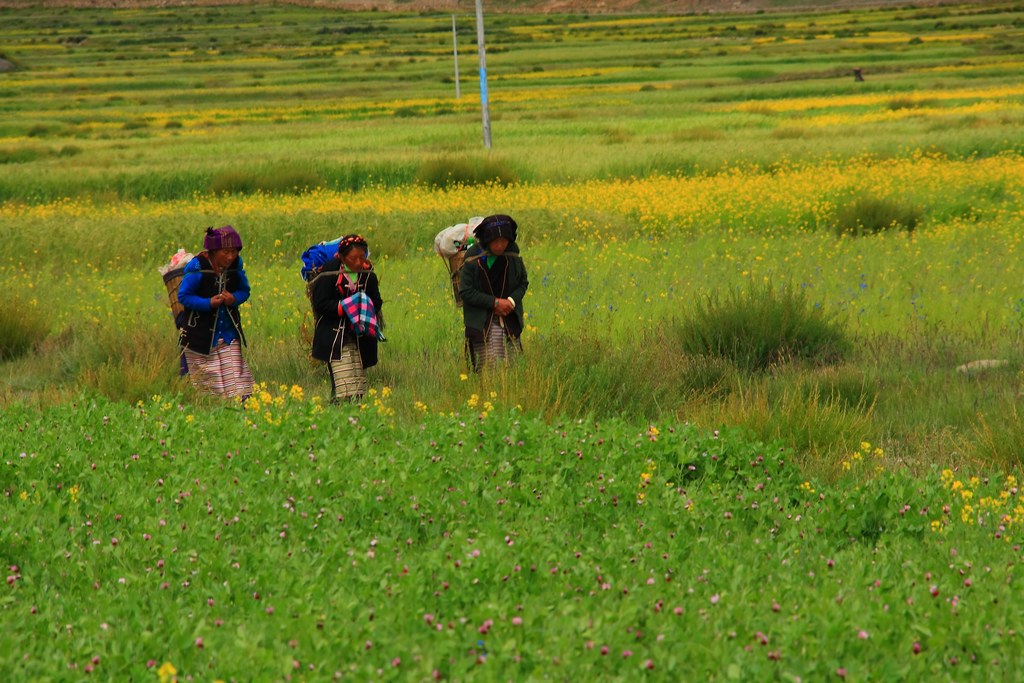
446 251 466 307
162 267 185 320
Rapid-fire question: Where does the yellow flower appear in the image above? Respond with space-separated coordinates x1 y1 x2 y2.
158 662 177 683
19 491 28 501
68 485 80 504
459 373 468 381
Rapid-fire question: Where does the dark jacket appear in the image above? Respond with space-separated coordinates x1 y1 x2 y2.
458 241 528 338
310 257 383 368
177 253 249 354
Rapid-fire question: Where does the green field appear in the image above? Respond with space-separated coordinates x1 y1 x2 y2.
4 2 1024 680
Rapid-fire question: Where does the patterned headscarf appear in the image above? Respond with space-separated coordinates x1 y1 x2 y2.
336 234 369 257
203 225 243 251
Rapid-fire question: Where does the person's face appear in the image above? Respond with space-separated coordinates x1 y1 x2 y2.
210 248 239 272
343 246 367 271
487 237 509 256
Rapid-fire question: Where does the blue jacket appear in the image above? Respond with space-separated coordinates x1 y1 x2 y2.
178 253 250 353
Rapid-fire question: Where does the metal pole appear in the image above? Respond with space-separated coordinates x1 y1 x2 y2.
452 15 461 100
474 0 492 149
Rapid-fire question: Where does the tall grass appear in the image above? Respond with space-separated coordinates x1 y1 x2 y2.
675 281 851 373
834 196 923 237
0 296 48 361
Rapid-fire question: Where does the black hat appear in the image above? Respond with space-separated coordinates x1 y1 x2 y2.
473 214 517 245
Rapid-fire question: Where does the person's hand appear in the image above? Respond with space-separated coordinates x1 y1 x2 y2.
220 290 237 306
493 298 514 317
210 294 224 308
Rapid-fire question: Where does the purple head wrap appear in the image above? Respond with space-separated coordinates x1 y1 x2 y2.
203 225 243 252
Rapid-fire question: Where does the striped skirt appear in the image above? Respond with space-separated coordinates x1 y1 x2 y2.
469 321 519 372
328 343 366 401
183 341 253 399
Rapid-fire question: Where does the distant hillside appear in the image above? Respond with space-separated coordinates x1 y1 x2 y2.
0 0 995 13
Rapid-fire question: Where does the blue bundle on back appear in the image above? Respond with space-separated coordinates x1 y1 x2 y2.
300 237 342 281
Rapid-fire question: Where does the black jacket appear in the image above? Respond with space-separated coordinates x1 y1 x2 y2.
310 257 383 368
458 241 528 339
178 253 247 354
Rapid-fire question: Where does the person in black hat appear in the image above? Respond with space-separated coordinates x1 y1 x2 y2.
458 214 529 372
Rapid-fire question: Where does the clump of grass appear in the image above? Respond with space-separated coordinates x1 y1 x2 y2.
603 127 634 144
886 96 938 111
393 106 423 118
0 297 48 361
834 196 923 236
0 145 48 164
414 156 518 188
209 164 322 195
671 126 724 142
675 281 850 373
973 405 1024 472
771 126 810 139
39 319 180 402
710 382 873 479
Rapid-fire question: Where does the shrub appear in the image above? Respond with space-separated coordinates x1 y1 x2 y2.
414 156 518 188
0 297 48 361
675 281 850 372
834 196 923 236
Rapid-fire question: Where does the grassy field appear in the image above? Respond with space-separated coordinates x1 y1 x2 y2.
2 3 1023 200
4 2 1024 679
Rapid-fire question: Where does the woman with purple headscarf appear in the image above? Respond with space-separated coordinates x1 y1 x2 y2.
177 225 254 399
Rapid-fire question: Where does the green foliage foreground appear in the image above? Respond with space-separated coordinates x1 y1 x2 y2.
3 391 1022 680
